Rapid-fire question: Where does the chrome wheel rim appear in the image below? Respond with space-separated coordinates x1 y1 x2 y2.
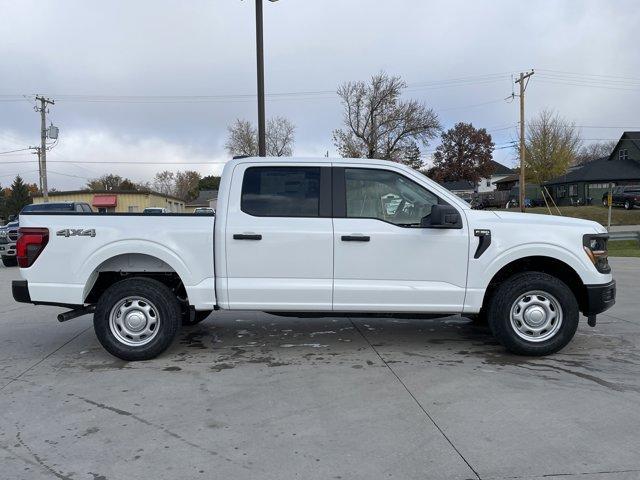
109 296 160 347
509 290 563 342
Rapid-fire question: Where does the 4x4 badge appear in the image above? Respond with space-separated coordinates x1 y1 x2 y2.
56 229 96 238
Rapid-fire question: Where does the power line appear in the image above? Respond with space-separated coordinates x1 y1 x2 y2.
0 147 31 155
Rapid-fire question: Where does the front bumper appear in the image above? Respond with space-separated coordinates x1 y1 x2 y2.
0 242 16 257
584 280 616 316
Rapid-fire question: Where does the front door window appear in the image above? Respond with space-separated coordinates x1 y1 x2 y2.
344 168 439 227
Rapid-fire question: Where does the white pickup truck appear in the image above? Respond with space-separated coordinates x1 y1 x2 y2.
12 157 615 360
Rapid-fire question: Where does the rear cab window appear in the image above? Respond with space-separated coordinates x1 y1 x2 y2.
241 166 324 217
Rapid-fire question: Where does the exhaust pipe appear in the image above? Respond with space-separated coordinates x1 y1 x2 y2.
58 305 96 323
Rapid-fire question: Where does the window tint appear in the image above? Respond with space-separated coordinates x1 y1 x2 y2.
82 204 93 212
345 168 439 226
241 167 320 217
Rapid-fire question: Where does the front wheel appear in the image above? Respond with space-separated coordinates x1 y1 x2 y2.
624 200 632 210
487 272 579 356
93 277 181 361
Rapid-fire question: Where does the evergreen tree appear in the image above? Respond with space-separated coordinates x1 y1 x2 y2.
7 176 31 216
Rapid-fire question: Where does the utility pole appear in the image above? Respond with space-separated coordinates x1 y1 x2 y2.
35 95 55 202
255 0 266 157
514 70 534 212
253 0 279 157
30 147 42 191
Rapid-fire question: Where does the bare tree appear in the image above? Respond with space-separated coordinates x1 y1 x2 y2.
86 174 128 191
523 109 581 184
225 119 258 157
333 72 441 161
225 117 295 157
266 117 295 157
575 140 616 165
174 170 202 201
153 171 175 196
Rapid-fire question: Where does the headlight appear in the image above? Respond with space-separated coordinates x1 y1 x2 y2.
583 234 610 274
0 230 6 239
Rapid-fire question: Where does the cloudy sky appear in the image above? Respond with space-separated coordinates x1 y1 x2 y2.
1 0 639 190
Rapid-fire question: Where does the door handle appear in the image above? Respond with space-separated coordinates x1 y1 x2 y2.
233 234 262 240
341 235 370 242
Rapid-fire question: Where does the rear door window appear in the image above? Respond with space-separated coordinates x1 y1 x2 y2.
241 167 321 217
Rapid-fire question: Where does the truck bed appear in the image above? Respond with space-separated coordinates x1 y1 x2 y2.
18 212 216 310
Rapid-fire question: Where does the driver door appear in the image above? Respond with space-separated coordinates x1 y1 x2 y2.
332 166 469 313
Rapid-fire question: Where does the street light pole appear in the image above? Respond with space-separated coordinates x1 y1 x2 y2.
255 0 267 157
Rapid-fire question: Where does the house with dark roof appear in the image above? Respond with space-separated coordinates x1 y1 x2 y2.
477 160 516 193
545 131 640 205
440 180 476 196
185 189 218 213
438 160 514 196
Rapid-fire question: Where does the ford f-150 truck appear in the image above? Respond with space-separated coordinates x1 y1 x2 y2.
12 157 616 360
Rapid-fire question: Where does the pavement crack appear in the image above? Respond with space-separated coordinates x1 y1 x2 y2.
0 325 91 393
71 393 219 456
349 319 482 480
14 425 74 480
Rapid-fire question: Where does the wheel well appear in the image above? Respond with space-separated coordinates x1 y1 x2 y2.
84 254 188 305
483 256 588 313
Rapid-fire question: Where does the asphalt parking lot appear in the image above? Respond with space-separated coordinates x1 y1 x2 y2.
1 259 639 480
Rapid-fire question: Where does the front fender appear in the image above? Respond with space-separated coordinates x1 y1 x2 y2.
475 242 596 288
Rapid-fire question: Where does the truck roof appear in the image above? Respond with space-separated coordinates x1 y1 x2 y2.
226 156 404 168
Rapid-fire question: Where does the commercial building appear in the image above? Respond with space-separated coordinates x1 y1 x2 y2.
32 190 185 213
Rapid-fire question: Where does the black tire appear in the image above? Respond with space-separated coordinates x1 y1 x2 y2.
2 256 17 267
93 277 181 361
466 309 488 326
624 200 632 210
182 309 213 326
602 199 608 207
487 272 579 356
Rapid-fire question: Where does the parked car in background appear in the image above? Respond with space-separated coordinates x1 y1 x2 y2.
193 207 215 214
142 207 168 214
601 185 640 210
0 220 19 266
21 202 93 214
1 203 93 267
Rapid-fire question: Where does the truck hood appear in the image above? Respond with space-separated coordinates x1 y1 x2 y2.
490 210 606 233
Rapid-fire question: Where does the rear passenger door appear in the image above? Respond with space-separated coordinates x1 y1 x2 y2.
225 163 333 310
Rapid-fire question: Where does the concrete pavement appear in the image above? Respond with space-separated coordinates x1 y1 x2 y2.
0 259 639 480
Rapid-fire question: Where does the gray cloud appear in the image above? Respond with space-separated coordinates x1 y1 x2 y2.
1 0 639 189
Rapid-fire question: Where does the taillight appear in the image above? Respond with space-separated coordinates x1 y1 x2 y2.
16 227 49 268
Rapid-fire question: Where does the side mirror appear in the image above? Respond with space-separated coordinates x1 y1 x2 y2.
421 204 462 229
8 215 16 222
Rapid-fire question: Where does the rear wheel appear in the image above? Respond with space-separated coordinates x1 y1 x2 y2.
624 200 632 210
93 277 181 361
2 256 17 267
602 198 608 207
487 272 579 356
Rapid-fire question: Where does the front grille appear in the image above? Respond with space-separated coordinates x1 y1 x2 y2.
7 230 18 242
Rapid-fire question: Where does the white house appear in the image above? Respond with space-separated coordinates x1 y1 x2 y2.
477 160 515 193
